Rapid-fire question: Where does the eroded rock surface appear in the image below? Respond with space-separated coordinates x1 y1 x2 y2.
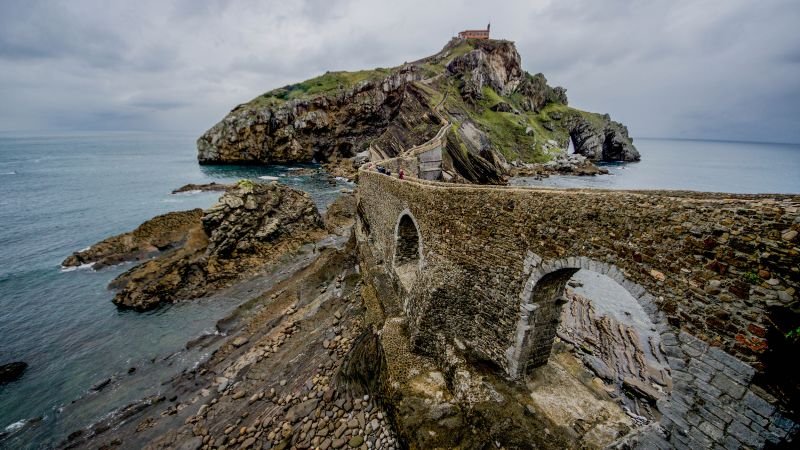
569 114 640 162
111 182 325 311
62 209 204 270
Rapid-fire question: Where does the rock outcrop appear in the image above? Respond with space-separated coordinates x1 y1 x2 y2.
568 114 640 162
197 38 638 181
62 209 204 270
110 182 325 311
509 153 609 177
445 39 523 100
171 182 233 194
0 361 27 384
197 67 434 166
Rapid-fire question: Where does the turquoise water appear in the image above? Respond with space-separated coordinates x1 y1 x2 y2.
0 132 350 448
511 138 800 193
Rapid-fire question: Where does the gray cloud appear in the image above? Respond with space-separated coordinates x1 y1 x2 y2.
0 0 798 143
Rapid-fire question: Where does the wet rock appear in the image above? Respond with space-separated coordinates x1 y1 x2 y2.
0 361 27 384
172 182 233 194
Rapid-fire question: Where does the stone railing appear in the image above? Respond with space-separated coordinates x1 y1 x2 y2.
356 156 800 447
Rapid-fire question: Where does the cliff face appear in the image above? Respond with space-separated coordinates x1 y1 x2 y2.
198 38 639 178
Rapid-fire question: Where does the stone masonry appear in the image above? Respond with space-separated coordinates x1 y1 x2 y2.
355 160 800 447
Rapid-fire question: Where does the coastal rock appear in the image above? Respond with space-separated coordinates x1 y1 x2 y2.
196 67 433 166
62 209 204 269
171 182 233 194
110 182 325 310
568 114 640 162
197 38 636 182
510 152 609 177
324 192 357 232
0 361 28 384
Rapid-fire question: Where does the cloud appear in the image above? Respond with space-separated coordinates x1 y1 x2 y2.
0 0 798 143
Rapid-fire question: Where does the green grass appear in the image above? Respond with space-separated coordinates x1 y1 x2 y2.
245 68 395 109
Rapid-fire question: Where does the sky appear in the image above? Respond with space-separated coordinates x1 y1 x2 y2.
0 0 799 143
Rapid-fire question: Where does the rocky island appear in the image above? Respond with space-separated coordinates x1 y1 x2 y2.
58 36 798 450
197 38 639 181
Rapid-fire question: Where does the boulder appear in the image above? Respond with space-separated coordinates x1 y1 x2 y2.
0 361 27 384
568 115 640 162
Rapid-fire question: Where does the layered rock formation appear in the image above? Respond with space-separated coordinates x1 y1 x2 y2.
568 114 640 162
197 38 639 181
61 209 203 270
108 182 325 311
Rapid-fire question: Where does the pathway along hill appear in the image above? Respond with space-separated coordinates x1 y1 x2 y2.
197 38 639 182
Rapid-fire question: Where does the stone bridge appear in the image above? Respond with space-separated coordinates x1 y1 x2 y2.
355 158 800 447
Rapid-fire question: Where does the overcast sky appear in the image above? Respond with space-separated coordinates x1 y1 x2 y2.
1 0 799 143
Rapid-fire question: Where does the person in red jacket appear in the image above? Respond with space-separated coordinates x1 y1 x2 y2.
399 168 405 180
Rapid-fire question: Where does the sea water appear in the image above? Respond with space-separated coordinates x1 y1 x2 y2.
510 138 800 193
1 133 798 448
0 132 351 448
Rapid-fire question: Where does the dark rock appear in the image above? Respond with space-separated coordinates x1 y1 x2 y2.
91 378 111 391
0 361 27 384
171 182 233 194
489 102 513 112
568 115 639 162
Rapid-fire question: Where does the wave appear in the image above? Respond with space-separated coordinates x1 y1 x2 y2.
1 171 16 175
60 262 95 272
258 175 279 181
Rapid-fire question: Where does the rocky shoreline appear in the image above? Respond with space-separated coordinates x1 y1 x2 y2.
172 183 234 194
61 209 203 270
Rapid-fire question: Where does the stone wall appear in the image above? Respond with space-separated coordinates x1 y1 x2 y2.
356 166 799 447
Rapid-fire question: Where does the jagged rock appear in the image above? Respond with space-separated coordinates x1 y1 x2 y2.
198 38 636 182
62 209 204 269
568 115 640 162
110 183 325 311
489 101 513 112
515 72 568 112
197 67 431 166
171 182 233 194
446 40 523 99
0 361 27 384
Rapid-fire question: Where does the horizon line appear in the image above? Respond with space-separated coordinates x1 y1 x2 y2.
1 129 798 147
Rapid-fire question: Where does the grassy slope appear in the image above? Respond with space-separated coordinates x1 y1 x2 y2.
234 39 605 164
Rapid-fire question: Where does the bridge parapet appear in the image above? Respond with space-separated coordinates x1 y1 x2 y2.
356 161 799 446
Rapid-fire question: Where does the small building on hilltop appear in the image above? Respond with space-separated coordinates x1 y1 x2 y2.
458 23 490 39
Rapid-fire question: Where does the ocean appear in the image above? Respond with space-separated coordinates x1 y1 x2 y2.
0 132 352 448
510 138 800 193
0 133 798 448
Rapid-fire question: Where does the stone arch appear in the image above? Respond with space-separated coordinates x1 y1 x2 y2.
507 256 668 379
393 210 423 290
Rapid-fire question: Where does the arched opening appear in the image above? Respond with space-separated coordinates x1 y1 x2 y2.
517 263 672 446
393 212 422 290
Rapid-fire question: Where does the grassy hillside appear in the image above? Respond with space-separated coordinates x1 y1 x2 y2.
231 38 605 164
